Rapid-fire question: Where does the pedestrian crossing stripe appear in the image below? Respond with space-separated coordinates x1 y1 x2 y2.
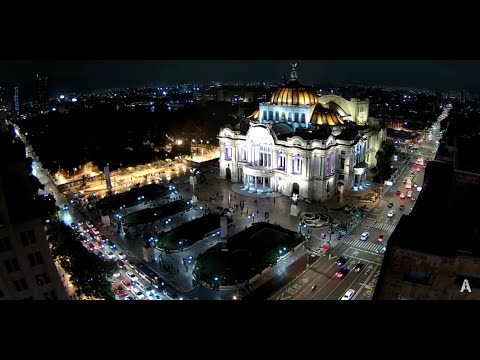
344 238 386 253
363 219 395 233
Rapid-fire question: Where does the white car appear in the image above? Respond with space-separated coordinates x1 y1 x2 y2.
105 251 115 259
341 289 355 300
388 210 395 218
116 251 127 260
360 232 369 241
407 191 413 198
133 289 145 300
126 271 138 282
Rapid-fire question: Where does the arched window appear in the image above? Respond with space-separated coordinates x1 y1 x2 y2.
262 110 267 121
268 111 273 120
275 112 279 121
294 112 299 122
301 113 306 123
281 112 286 121
288 113 292 121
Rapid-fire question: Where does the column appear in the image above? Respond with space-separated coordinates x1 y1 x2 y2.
263 176 265 189
301 155 307 177
272 149 278 169
286 154 292 174
254 176 257 190
320 156 326 178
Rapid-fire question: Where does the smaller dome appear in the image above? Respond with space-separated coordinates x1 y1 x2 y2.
247 110 260 120
311 105 344 126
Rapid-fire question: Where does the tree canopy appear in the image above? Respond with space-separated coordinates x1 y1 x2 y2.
46 221 116 300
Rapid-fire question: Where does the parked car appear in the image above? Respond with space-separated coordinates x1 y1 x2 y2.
121 279 132 290
388 210 395 218
360 232 369 241
126 271 138 282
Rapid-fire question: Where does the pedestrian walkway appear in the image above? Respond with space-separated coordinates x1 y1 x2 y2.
344 238 386 253
364 217 396 233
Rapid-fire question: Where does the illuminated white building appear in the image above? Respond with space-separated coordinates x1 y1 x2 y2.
218 65 386 202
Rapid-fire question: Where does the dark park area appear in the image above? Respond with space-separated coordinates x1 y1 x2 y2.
195 222 303 286
123 199 190 225
157 213 232 251
95 184 169 211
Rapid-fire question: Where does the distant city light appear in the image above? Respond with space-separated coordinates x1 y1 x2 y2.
59 95 65 99
72 98 77 102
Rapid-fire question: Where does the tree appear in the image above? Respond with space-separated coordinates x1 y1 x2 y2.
373 141 395 183
33 194 58 221
46 221 116 300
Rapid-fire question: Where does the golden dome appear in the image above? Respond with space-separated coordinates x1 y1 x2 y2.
270 81 318 106
311 105 344 126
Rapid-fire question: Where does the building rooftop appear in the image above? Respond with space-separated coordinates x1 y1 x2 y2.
388 159 480 258
454 135 480 175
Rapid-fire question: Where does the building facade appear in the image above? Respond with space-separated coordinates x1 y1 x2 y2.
218 65 385 202
36 72 49 106
0 123 67 300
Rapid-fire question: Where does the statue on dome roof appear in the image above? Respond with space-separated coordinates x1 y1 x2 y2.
290 62 298 81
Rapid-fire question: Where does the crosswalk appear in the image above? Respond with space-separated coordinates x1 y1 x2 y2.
377 199 387 207
363 218 396 233
343 237 386 253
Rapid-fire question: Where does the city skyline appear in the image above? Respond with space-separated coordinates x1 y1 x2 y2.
1 60 479 99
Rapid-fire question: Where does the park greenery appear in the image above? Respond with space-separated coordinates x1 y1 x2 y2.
196 222 303 285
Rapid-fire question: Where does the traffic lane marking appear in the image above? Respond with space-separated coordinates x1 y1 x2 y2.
309 258 358 300
292 261 339 300
352 265 379 300
272 258 338 300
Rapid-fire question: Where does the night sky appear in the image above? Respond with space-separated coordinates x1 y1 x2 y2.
1 60 479 99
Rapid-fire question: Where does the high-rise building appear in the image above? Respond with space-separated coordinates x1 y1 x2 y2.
11 84 23 118
36 73 49 106
0 83 5 106
0 123 68 300
460 90 467 103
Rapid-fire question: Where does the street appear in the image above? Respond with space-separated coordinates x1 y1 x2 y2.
268 105 448 300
